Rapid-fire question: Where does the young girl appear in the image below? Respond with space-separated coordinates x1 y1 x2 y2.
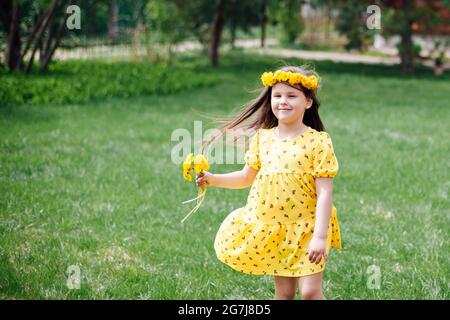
196 65 341 300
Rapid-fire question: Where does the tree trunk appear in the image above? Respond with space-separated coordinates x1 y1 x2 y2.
25 0 60 74
108 0 119 39
400 25 414 75
39 38 45 66
40 1 73 72
397 0 415 75
230 22 236 50
86 2 97 35
21 13 46 65
209 0 224 67
0 0 72 74
260 0 267 48
1 1 22 71
229 0 236 50
324 1 331 42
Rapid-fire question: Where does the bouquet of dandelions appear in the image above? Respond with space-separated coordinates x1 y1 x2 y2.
181 153 209 223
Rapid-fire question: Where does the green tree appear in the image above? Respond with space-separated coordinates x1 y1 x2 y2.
0 0 75 73
333 0 375 51
143 0 274 66
144 0 190 62
381 0 444 75
143 0 235 66
268 0 303 44
224 0 267 49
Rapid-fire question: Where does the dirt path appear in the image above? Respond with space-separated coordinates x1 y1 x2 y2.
54 38 448 70
251 47 400 65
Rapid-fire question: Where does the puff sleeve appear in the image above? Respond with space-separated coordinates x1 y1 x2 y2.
244 129 261 170
312 132 339 178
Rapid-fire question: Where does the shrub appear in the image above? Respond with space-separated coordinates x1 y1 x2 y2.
0 59 217 107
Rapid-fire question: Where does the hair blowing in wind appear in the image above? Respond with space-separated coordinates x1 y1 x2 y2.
198 65 325 155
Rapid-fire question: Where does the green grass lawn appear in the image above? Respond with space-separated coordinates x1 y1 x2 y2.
1 53 449 299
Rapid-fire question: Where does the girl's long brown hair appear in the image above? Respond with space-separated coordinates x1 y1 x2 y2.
199 65 325 154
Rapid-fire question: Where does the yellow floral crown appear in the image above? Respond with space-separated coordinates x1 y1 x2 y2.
261 70 319 90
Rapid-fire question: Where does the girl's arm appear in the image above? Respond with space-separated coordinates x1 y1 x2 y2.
196 164 258 189
308 177 333 264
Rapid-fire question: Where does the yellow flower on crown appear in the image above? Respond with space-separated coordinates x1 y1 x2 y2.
303 78 313 89
260 70 319 90
274 70 290 82
308 75 318 89
261 72 276 86
288 73 303 86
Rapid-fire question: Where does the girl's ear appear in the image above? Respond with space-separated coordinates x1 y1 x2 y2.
306 97 313 109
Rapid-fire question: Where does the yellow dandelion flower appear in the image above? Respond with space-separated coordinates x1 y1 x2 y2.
182 153 194 181
181 153 210 223
288 73 302 86
261 72 274 87
280 71 290 82
308 75 318 89
273 70 282 80
194 154 209 174
261 70 319 89
303 78 312 89
183 172 193 182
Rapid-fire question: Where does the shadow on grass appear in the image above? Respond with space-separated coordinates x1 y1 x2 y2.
0 105 59 124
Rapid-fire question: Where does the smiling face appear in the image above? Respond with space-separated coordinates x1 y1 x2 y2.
271 82 313 125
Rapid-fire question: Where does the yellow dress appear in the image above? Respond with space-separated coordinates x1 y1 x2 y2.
214 126 342 277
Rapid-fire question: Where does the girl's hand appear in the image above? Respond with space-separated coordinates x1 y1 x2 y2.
308 236 327 264
196 171 214 187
